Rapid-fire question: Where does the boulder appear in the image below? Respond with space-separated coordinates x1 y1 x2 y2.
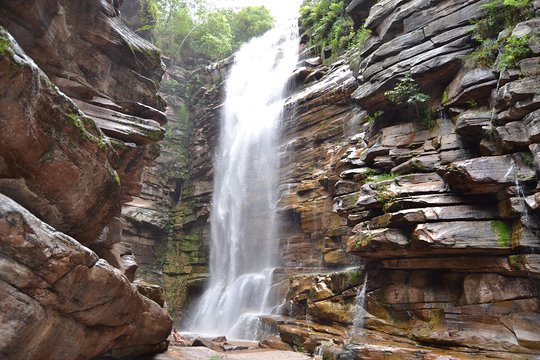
0 194 172 360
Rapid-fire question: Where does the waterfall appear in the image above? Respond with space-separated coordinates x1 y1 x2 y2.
184 3 300 340
351 273 368 337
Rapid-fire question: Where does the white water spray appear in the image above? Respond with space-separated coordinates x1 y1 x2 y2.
184 4 300 340
352 273 368 336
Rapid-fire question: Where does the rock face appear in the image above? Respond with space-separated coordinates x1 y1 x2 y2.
0 194 172 360
0 0 172 358
169 0 540 357
161 60 231 316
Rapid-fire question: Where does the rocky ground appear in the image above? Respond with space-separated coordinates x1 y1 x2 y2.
145 347 312 360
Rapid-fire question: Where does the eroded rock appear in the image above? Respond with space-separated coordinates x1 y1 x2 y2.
0 194 172 360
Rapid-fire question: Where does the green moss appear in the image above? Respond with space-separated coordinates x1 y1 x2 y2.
520 152 534 167
491 220 512 247
0 37 10 56
367 110 384 124
68 113 83 128
114 171 121 186
374 184 396 204
62 111 113 154
349 270 362 284
508 254 523 269
366 172 397 183
441 87 449 105
466 99 479 108
40 148 55 163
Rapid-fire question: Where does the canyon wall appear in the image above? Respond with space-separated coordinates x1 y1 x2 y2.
0 1 172 358
168 0 540 358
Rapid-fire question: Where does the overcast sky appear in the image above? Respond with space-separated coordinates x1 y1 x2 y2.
216 0 270 8
215 0 299 16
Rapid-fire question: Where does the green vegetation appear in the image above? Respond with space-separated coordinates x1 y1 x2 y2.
466 39 499 68
150 0 274 63
366 172 397 183
473 0 532 40
40 148 55 163
466 99 479 108
0 37 10 56
299 0 371 63
491 220 512 247
384 75 433 129
349 270 362 284
467 0 534 69
521 152 534 167
367 110 384 124
161 78 182 94
374 184 396 204
498 35 533 70
114 171 121 187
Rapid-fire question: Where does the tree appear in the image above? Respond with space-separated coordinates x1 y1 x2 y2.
192 12 233 60
149 0 274 64
230 6 274 50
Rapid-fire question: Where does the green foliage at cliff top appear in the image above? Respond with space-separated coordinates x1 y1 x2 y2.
299 0 371 63
467 0 534 69
149 0 274 63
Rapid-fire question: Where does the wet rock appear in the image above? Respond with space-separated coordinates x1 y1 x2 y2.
444 68 497 106
192 337 224 352
494 121 531 154
412 220 537 250
455 111 493 138
524 109 540 142
382 205 498 226
495 76 540 122
347 228 409 254
261 336 293 351
441 154 536 193
135 281 166 307
0 0 164 110
462 273 540 304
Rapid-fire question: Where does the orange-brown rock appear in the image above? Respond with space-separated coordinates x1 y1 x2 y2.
0 27 120 245
0 194 172 360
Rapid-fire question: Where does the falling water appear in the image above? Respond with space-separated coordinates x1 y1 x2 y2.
184 4 300 340
351 273 368 337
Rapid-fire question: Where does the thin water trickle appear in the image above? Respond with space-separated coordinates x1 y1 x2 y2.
351 273 368 337
183 4 300 340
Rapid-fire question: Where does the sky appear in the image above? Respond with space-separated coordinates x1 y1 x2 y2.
214 0 300 16
216 0 271 8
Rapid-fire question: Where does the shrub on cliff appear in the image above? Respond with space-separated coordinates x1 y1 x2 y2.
384 76 433 129
300 0 370 63
467 0 534 70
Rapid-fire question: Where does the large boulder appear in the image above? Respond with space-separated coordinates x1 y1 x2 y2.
0 193 173 360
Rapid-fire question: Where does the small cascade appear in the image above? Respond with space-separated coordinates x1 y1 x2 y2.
514 173 534 229
351 273 368 337
506 159 534 229
489 70 504 124
183 3 300 340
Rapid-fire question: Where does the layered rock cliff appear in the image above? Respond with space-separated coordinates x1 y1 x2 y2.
0 0 172 358
168 0 540 357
